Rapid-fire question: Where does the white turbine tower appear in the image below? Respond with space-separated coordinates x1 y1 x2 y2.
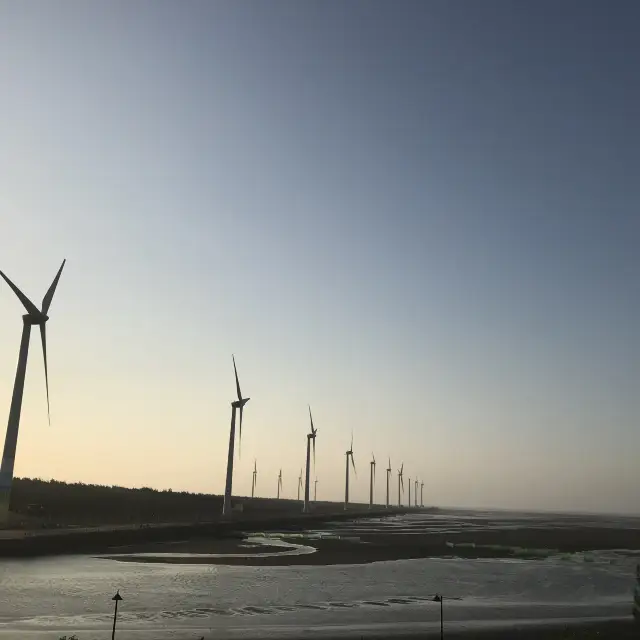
408 476 412 507
369 453 376 509
0 260 65 522
397 463 404 507
297 468 303 501
386 457 392 508
420 480 424 508
303 406 317 513
222 356 250 517
414 478 419 507
277 469 283 499
344 434 356 510
251 460 257 498
314 477 318 502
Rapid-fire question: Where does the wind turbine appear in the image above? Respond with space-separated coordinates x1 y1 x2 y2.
0 260 65 522
297 468 303 501
314 477 318 502
415 478 419 507
222 355 250 517
277 469 283 499
251 459 257 498
344 433 356 510
386 457 392 508
397 463 404 507
302 405 317 514
369 453 376 509
420 480 424 508
408 476 412 507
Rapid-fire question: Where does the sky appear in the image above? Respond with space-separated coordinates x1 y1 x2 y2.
0 0 638 514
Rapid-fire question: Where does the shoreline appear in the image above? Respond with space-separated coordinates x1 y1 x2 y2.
0 506 412 558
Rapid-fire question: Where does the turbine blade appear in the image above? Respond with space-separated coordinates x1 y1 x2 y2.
308 405 316 435
351 454 356 476
0 269 40 316
40 324 51 425
350 431 353 451
41 259 66 314
232 355 242 401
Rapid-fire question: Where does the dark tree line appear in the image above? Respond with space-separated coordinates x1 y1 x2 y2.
11 478 223 525
10 478 314 526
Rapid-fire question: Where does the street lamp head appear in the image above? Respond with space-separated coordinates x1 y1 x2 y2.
112 590 123 602
433 593 442 602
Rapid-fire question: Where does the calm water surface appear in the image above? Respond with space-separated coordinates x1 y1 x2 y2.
0 511 636 639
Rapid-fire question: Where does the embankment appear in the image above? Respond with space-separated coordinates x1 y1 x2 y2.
0 506 413 558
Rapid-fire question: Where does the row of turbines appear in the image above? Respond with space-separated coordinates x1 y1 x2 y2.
226 356 424 515
0 261 424 524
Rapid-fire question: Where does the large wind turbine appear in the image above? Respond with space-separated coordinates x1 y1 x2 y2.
414 478 419 507
369 453 376 509
386 457 392 508
397 463 404 507
222 356 250 517
277 469 283 499
344 434 356 510
302 406 317 514
251 460 257 498
420 480 424 508
0 260 65 522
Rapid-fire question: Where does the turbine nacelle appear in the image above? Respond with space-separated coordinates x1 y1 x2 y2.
232 397 250 409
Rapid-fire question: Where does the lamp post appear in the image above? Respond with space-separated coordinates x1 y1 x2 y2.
433 593 443 639
111 590 123 640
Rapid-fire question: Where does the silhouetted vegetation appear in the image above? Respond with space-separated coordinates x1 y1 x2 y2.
11 477 222 525
9 477 338 526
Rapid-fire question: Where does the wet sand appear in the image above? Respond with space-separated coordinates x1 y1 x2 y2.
103 520 640 565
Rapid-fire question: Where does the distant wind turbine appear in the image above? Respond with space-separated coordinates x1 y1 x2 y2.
222 356 250 517
314 477 318 502
277 469 283 499
397 463 404 507
251 460 257 498
420 480 424 508
408 476 411 507
386 457 392 508
303 406 317 514
415 478 419 507
297 468 303 501
0 260 65 522
369 453 376 509
344 433 356 510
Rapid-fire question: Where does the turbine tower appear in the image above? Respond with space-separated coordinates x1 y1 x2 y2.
314 477 318 502
344 434 356 510
420 480 424 508
0 260 65 522
302 406 317 514
414 478 419 507
277 469 283 499
397 463 404 507
385 457 392 508
222 356 250 517
369 453 376 509
297 468 303 501
408 476 411 507
251 460 257 498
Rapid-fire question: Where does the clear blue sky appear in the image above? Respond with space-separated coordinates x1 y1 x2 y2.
0 1 638 513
